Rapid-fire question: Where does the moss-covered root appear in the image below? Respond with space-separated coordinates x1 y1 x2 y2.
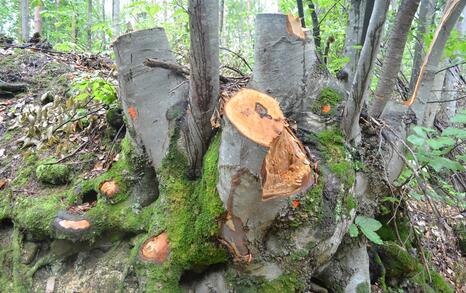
132 134 227 292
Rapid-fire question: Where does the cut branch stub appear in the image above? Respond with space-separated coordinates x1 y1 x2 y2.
139 232 170 264
261 127 315 200
224 88 285 147
53 211 91 236
99 180 119 198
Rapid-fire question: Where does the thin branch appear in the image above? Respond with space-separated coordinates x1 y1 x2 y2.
426 95 466 104
318 0 342 25
219 47 252 71
435 61 466 74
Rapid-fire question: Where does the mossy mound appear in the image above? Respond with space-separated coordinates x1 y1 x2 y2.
315 128 355 191
132 133 227 292
377 242 419 280
310 87 343 116
35 162 71 185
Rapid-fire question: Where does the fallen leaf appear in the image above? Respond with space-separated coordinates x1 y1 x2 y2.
0 179 8 190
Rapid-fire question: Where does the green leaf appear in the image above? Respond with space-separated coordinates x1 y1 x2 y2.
429 157 465 172
349 224 359 237
451 113 466 123
359 227 384 244
355 215 382 231
426 137 456 149
442 127 466 139
382 196 400 204
412 126 435 137
355 215 383 244
407 135 425 146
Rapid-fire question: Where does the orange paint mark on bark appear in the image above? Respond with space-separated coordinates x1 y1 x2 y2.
128 106 137 121
322 105 331 113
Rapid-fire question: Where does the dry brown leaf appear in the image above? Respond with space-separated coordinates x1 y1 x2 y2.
0 179 8 190
100 180 119 198
261 126 316 200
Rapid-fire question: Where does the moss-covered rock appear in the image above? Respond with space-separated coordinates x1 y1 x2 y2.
377 242 419 280
35 162 71 185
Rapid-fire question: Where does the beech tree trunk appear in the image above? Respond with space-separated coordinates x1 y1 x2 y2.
342 0 375 90
112 0 120 37
409 0 437 93
33 5 42 35
369 0 421 118
409 0 466 126
20 0 29 41
87 0 92 49
184 0 219 177
342 0 390 143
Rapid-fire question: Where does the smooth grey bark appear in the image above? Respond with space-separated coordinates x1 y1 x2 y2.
21 0 29 41
33 5 42 34
410 0 466 126
316 238 370 293
113 28 188 170
184 0 219 176
369 0 421 118
217 15 354 288
342 0 375 90
423 61 447 127
87 0 92 49
342 0 390 143
409 0 437 93
112 0 120 37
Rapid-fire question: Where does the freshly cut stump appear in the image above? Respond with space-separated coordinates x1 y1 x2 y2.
224 88 285 147
139 232 170 264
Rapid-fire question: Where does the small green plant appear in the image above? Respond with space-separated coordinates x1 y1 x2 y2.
349 215 383 244
72 74 117 105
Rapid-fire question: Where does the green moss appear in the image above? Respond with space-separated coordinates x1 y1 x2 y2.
344 193 357 215
289 176 324 228
36 161 72 185
355 282 370 293
377 213 412 247
10 153 38 188
134 133 227 291
315 129 355 190
429 270 454 293
311 87 343 116
378 242 420 280
259 274 303 293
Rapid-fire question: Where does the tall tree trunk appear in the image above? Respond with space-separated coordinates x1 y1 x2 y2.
112 0 120 37
33 5 42 35
20 0 29 41
219 0 225 38
308 1 321 53
408 0 466 126
342 0 375 90
342 0 390 143
184 0 219 177
369 0 421 118
87 0 93 49
71 12 77 45
409 0 437 93
101 0 106 48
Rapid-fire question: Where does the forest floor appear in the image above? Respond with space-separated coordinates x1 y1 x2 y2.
0 46 465 292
